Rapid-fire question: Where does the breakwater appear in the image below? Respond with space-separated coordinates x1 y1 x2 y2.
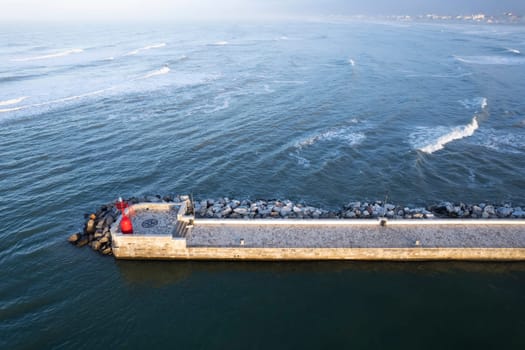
68 195 525 259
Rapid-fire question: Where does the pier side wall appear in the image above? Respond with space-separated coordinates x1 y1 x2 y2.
111 219 525 261
112 244 525 261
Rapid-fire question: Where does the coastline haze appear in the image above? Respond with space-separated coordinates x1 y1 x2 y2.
2 0 525 21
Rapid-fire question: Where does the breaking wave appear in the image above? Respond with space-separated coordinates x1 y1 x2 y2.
212 41 229 46
124 43 166 56
411 97 488 154
0 96 28 106
349 59 355 66
0 106 23 113
414 117 479 154
141 66 170 79
506 48 521 54
11 48 83 62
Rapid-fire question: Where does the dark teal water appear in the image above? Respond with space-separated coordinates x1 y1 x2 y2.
1 21 525 349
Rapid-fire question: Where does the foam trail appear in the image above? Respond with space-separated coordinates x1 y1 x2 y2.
141 66 170 79
419 117 479 154
455 55 525 65
349 59 356 66
124 43 166 56
459 97 487 111
296 128 365 149
213 41 228 46
11 49 83 62
0 96 28 106
0 87 115 114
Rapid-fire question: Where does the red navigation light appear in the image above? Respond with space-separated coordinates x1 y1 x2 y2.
120 214 133 234
116 197 128 212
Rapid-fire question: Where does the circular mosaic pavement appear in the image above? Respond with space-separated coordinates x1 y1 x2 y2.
141 218 159 228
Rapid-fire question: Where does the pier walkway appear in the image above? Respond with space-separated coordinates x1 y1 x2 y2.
110 203 525 261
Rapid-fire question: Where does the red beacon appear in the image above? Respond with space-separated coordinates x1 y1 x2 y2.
116 197 133 234
120 212 133 234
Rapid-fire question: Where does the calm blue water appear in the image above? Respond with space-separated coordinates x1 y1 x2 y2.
1 21 525 349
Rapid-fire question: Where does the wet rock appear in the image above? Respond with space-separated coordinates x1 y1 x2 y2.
472 205 482 216
104 215 114 226
85 218 96 234
484 205 496 216
234 207 248 215
385 203 396 211
497 207 513 218
222 206 233 216
68 233 81 244
76 238 89 248
344 210 356 218
512 209 525 218
91 241 101 251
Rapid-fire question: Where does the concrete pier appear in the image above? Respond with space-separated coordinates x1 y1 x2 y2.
110 203 525 261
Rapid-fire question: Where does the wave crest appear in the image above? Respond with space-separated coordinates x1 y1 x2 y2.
141 66 170 79
11 49 83 62
124 43 166 56
415 117 479 154
0 96 28 106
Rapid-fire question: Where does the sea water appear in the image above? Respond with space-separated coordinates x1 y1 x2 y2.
1 21 525 349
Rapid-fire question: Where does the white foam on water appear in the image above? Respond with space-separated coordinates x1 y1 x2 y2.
454 55 525 65
104 56 115 61
415 116 479 154
459 97 488 111
480 97 488 110
0 106 23 113
47 88 114 104
506 48 521 54
289 153 311 167
11 48 83 62
124 43 166 56
0 87 115 115
263 84 275 93
349 59 356 66
483 131 525 154
290 126 364 167
212 41 228 46
204 96 231 114
0 96 28 106
406 72 473 79
141 66 170 79
295 127 365 150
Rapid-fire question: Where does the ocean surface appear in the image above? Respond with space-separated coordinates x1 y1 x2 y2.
1 21 525 349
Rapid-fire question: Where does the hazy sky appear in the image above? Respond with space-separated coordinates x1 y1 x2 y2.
2 0 524 21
